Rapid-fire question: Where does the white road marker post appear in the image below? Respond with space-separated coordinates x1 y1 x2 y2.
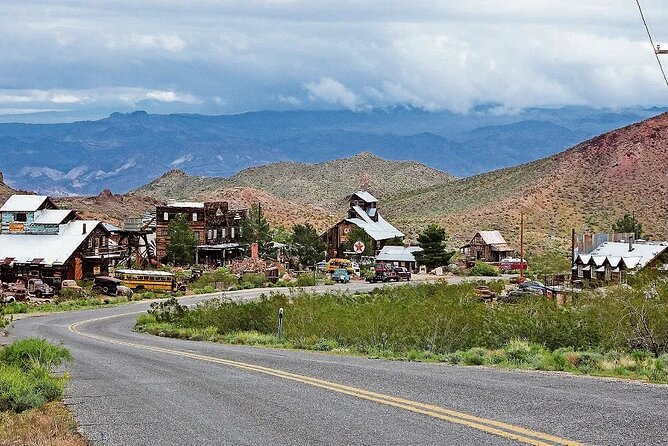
277 307 284 339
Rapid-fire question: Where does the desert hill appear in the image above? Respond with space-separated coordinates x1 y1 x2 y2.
385 112 668 251
135 153 453 211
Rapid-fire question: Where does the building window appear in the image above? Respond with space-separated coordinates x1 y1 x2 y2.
15 213 27 222
231 227 235 239
193 213 198 222
222 228 226 238
163 212 169 221
213 229 217 239
577 264 583 278
207 229 212 240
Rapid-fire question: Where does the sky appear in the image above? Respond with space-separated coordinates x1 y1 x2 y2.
2 0 668 120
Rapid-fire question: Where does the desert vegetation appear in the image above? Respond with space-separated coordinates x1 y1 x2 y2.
136 279 668 383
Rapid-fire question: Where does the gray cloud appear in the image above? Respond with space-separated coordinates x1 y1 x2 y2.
1 1 667 118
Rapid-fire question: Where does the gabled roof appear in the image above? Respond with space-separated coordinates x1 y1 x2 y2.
591 242 668 269
0 195 54 212
345 208 404 241
377 246 423 262
351 191 378 204
33 209 75 225
475 231 507 245
163 201 204 209
0 220 104 266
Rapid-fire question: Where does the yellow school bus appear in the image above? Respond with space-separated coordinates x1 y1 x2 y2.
114 269 180 292
326 258 354 273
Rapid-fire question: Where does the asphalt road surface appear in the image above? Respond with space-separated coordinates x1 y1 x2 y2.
8 282 668 445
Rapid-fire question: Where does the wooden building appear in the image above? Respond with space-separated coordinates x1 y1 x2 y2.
0 195 120 286
460 231 514 263
324 191 404 258
572 240 668 284
155 200 246 265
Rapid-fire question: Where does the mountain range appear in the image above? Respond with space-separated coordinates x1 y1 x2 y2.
1 110 667 253
0 106 664 196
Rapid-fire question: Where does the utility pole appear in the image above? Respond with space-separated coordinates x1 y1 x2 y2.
519 211 525 282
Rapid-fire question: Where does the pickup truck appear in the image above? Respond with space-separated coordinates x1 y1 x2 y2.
366 264 405 283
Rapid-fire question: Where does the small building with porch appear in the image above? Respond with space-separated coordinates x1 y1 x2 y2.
323 191 404 258
376 246 424 272
572 240 668 284
0 195 121 286
460 231 514 263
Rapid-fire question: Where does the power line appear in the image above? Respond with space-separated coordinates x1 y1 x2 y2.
635 0 668 86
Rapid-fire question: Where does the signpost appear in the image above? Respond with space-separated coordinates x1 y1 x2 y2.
277 307 284 339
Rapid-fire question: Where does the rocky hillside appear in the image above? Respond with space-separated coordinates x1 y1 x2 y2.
135 152 454 211
0 172 16 203
385 113 668 251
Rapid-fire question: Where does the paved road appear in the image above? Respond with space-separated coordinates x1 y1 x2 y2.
8 282 668 445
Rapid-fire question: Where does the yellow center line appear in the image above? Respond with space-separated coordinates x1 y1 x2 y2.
68 313 583 446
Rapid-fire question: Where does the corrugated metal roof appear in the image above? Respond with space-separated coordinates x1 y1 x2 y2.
0 220 102 266
0 195 50 212
165 201 204 208
352 191 378 203
476 231 507 245
33 209 73 225
575 242 667 271
115 269 175 276
345 209 404 241
377 246 423 262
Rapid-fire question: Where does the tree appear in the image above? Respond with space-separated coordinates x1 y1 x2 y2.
414 224 454 270
343 226 374 256
240 203 273 257
612 212 643 239
290 223 327 267
165 213 198 266
384 236 404 246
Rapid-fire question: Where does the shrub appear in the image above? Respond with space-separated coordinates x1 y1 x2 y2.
0 338 71 372
296 274 316 287
242 273 267 288
470 262 499 277
1 302 28 315
0 339 70 412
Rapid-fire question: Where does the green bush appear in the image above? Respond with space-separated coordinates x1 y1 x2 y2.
242 273 267 288
0 339 70 412
296 274 316 287
1 302 28 315
0 338 71 372
470 262 499 277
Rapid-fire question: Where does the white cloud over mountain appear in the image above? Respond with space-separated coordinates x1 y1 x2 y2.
1 0 667 118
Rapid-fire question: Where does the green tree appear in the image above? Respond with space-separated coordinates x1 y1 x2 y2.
343 226 374 256
290 223 327 267
165 213 198 266
384 236 404 246
240 203 273 257
612 212 643 239
414 224 454 270
271 226 293 245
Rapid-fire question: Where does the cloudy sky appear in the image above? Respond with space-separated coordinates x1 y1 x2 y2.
2 1 668 120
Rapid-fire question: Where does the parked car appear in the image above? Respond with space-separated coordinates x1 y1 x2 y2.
519 280 547 294
93 276 123 296
115 285 134 297
26 279 54 299
366 263 400 283
61 279 83 290
331 268 350 283
393 267 411 281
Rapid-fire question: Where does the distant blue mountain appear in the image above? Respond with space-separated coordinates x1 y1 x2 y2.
0 106 663 195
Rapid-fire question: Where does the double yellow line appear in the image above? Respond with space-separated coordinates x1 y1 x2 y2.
69 314 582 446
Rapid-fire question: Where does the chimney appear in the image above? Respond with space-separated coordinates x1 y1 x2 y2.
629 234 634 252
82 223 87 234
251 242 259 259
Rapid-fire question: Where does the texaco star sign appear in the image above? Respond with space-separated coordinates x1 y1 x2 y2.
353 241 365 254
